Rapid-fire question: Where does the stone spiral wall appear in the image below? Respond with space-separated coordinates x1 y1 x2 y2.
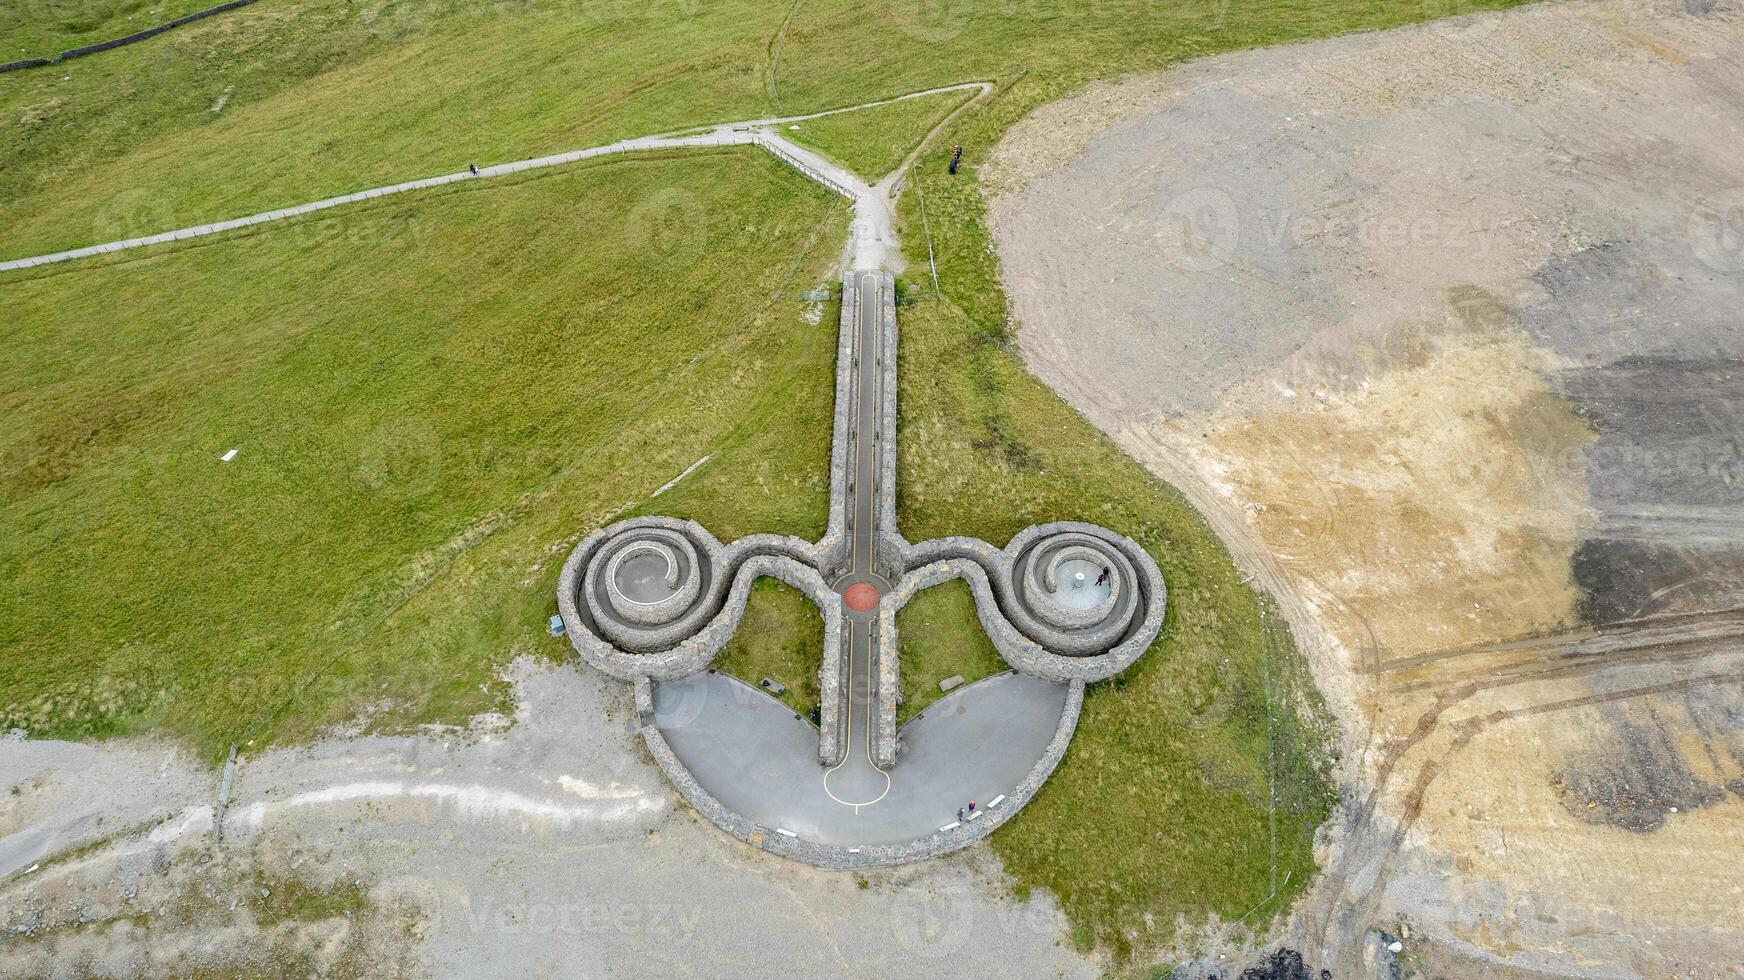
872 522 1167 764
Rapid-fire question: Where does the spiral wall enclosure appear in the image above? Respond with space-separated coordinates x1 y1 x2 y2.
557 518 1166 689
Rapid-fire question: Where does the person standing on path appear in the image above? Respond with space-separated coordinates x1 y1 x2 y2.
958 807 965 823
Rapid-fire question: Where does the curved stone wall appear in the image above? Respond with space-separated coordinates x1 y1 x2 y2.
870 522 1167 764
0 0 261 74
556 517 840 683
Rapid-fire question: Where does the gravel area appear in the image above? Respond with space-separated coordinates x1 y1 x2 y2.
0 660 1094 977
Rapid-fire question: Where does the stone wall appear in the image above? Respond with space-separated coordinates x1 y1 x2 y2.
816 275 858 581
0 0 261 73
880 522 1169 691
556 519 841 684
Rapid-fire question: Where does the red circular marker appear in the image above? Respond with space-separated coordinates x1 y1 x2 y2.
843 582 880 612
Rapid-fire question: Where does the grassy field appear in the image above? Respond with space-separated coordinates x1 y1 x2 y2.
784 88 973 183
711 579 823 719
894 580 1007 726
1 0 217 58
0 147 846 754
0 0 1525 260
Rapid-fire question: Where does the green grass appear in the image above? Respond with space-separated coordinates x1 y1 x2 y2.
0 0 217 59
0 0 1528 261
0 147 847 756
712 579 823 719
895 579 1006 726
783 88 973 183
893 292 1337 965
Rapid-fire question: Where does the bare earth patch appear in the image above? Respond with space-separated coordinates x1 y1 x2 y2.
989 0 1744 973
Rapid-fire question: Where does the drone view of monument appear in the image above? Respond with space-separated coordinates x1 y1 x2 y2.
1 0 1741 976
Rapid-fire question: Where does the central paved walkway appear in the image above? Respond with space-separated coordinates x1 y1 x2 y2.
655 671 1068 845
822 268 896 809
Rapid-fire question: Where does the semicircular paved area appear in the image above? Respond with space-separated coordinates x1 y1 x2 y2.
655 671 1068 846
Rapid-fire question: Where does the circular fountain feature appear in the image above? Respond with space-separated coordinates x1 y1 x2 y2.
1000 526 1150 657
1050 558 1109 611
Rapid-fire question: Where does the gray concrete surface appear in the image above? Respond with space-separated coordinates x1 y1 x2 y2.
655 671 1067 846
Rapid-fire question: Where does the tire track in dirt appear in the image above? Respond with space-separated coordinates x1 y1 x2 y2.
1304 651 1744 971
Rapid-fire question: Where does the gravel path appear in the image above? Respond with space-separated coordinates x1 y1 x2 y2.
0 83 990 274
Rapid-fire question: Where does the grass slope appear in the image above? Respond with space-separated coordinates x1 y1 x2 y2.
783 88 972 183
882 71 1343 960
894 580 1006 727
0 148 847 754
0 0 1529 963
0 0 1527 260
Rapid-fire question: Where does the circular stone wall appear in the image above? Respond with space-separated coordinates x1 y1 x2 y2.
1004 526 1149 657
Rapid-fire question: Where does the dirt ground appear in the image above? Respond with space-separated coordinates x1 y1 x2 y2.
0 662 1094 978
988 0 1744 975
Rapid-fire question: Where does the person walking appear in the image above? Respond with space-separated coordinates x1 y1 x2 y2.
967 801 975 814
957 807 965 823
468 162 479 176
1096 567 1109 586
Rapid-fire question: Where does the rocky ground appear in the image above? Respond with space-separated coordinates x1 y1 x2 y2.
988 0 1744 975
0 661 1094 978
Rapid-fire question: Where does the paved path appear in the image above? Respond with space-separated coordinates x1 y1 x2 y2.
819 268 896 808
0 82 989 273
656 671 1068 845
